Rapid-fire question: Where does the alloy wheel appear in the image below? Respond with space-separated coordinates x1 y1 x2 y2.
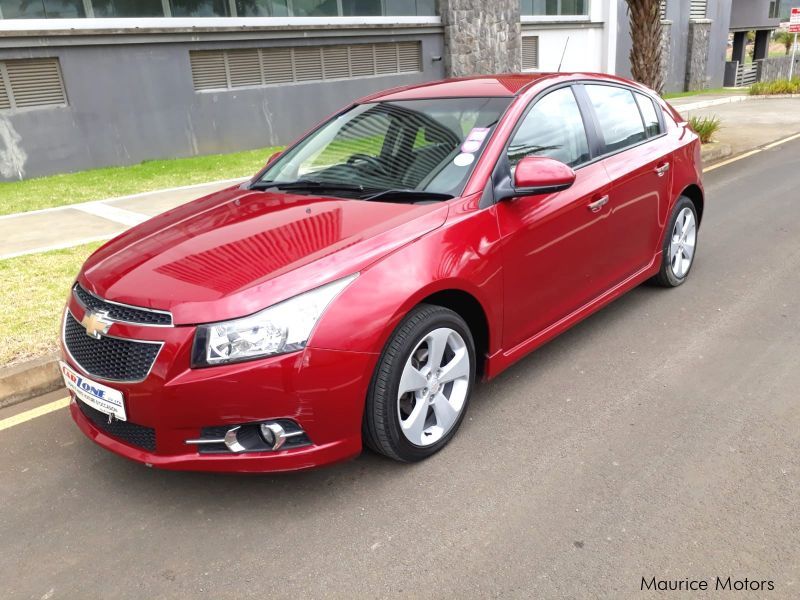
670 207 697 278
397 327 471 447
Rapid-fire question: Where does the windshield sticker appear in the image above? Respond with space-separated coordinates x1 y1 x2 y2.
461 140 482 153
465 127 490 142
453 153 475 167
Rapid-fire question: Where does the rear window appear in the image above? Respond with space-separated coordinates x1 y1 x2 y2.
585 84 647 154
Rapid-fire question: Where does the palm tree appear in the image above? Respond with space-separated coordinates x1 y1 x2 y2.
626 0 664 93
775 31 795 56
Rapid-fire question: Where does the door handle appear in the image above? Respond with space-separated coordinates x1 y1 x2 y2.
588 195 609 213
655 163 670 177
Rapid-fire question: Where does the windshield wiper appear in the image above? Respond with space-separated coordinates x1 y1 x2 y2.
360 189 454 202
250 178 366 193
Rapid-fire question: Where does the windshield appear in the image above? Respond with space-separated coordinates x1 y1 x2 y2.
255 97 511 200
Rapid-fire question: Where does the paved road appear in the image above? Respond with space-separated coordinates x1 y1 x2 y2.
2 139 799 599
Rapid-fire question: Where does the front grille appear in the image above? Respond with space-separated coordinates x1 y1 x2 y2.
64 312 161 382
73 284 172 326
77 399 156 452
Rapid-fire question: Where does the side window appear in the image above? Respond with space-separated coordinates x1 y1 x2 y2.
507 87 590 168
585 85 647 154
634 92 662 137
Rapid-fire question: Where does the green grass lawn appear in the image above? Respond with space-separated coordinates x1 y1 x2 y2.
0 146 282 216
662 87 740 100
0 242 102 366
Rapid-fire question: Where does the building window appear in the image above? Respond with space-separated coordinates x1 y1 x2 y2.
170 0 231 17
689 0 706 20
768 1 781 19
521 36 539 70
91 0 165 17
0 0 85 18
0 0 436 17
520 0 587 17
0 57 67 110
189 41 422 92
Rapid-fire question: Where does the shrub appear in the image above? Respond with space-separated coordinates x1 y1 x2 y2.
749 78 800 96
688 116 722 144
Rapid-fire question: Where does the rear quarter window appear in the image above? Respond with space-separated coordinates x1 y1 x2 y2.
634 92 663 137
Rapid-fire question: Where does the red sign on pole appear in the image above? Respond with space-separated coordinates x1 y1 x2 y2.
790 8 800 34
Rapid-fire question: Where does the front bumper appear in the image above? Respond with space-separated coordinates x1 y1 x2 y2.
62 295 377 473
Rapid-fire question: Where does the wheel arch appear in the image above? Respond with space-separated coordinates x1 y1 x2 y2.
418 288 491 380
680 184 704 225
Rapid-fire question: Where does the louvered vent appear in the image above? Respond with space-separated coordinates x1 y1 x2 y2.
0 76 10 110
0 58 66 110
190 51 228 91
689 0 706 19
189 42 422 92
522 36 539 71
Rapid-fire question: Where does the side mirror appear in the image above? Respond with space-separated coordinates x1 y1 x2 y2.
512 156 576 197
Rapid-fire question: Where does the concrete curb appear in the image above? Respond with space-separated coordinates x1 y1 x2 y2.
677 93 800 113
700 142 733 165
0 355 63 409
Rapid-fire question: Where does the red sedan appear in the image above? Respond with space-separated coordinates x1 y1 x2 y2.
61 73 703 472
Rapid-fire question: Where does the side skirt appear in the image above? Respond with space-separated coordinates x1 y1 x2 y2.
484 253 662 379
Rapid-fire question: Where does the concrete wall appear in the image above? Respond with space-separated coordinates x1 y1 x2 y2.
758 55 800 81
729 0 780 30
440 0 520 76
0 27 444 181
616 0 731 93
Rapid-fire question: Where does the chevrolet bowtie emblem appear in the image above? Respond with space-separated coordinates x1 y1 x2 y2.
81 310 113 339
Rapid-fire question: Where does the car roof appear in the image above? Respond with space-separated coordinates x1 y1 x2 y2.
360 73 652 102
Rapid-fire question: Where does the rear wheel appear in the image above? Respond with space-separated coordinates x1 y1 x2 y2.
651 196 698 287
363 304 475 462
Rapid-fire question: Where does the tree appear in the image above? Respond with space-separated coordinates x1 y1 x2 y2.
626 0 664 93
775 31 795 56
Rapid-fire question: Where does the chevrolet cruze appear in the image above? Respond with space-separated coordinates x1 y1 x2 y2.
61 73 703 472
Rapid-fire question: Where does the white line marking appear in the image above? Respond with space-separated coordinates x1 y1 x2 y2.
72 202 149 226
0 397 70 432
703 132 800 173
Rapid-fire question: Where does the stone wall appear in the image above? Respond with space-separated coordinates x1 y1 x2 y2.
685 19 712 91
758 55 800 82
439 0 521 77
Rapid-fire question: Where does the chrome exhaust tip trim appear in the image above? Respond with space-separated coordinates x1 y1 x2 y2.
259 422 305 451
185 421 308 453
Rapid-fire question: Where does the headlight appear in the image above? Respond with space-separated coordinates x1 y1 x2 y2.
192 274 357 367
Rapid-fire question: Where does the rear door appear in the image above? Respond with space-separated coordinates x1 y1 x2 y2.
580 84 672 285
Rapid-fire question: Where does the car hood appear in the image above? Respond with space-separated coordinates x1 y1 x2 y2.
79 186 449 325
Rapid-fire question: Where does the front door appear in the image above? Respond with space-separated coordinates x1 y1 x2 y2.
495 86 612 351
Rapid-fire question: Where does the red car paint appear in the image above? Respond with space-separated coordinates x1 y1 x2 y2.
63 73 703 472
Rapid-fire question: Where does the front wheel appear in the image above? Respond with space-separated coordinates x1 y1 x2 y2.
363 304 476 462
651 196 699 287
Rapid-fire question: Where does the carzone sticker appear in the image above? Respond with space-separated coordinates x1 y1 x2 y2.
60 361 127 420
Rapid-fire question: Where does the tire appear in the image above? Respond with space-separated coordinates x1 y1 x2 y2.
651 196 699 287
363 303 476 462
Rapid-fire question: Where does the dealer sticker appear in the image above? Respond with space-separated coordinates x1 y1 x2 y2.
60 361 127 421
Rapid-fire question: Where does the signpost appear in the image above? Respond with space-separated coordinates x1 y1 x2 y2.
790 8 800 80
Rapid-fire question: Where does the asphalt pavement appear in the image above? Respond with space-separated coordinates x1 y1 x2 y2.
1 138 799 599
